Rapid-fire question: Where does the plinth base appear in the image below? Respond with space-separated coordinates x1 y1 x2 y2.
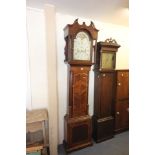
93 116 114 143
63 115 93 152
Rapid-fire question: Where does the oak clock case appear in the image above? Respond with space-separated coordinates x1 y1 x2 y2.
63 19 98 152
93 38 120 142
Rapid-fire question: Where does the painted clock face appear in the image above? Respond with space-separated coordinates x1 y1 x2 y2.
73 31 91 60
101 53 114 69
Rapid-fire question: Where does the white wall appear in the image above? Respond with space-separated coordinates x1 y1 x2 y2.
27 7 48 109
26 8 129 144
26 37 32 110
96 22 129 69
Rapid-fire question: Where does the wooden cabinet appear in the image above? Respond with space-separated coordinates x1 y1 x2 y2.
93 71 116 142
116 71 129 100
115 70 129 133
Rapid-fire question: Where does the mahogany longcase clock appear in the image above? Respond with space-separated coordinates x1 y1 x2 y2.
63 19 98 152
93 38 120 142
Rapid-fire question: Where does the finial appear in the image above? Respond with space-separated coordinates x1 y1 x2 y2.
74 18 78 24
90 21 95 28
105 38 117 44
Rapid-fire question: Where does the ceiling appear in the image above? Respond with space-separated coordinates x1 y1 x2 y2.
27 0 129 26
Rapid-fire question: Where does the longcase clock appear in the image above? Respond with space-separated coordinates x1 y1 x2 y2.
93 38 120 142
63 19 98 152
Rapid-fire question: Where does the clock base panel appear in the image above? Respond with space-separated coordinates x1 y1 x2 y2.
63 115 93 152
93 116 114 143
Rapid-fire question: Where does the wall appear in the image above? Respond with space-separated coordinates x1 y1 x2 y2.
26 7 48 109
26 35 32 109
26 8 129 144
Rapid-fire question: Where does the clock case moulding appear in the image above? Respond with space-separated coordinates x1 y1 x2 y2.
94 38 120 71
64 18 98 66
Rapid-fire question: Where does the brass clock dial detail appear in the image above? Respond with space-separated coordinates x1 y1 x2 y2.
101 53 114 69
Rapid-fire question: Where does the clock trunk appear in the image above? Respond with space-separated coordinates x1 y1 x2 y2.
64 66 93 152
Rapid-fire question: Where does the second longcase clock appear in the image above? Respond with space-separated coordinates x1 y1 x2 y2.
63 19 98 152
93 38 120 142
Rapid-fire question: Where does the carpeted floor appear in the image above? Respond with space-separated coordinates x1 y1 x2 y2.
58 131 129 155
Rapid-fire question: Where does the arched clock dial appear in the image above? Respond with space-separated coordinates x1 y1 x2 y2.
73 31 91 60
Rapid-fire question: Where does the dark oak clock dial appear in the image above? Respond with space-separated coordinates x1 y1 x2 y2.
94 38 120 71
101 52 115 69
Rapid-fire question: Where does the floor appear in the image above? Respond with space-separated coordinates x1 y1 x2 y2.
58 131 129 155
